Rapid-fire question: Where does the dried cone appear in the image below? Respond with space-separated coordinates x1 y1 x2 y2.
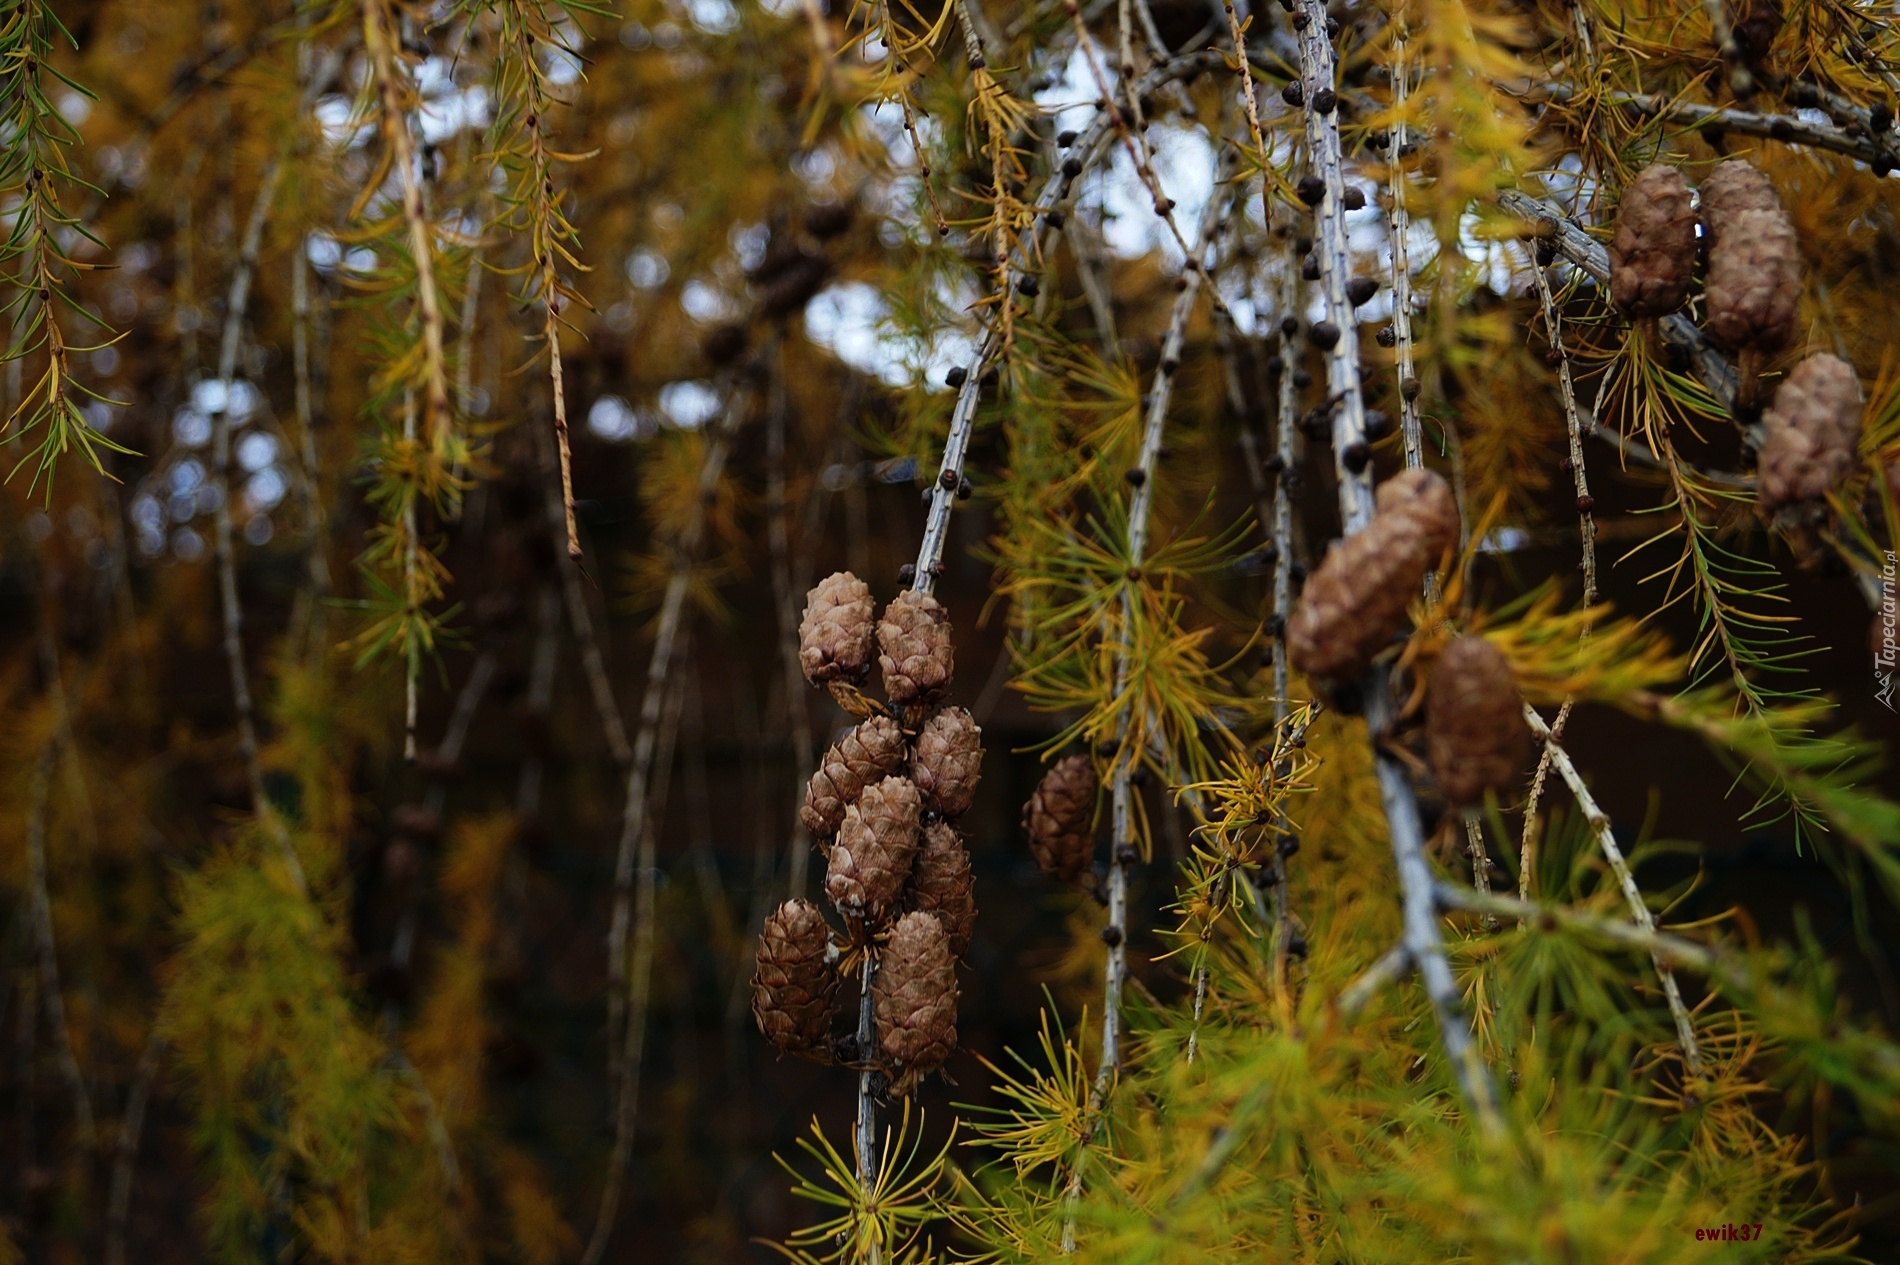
1608 165 1697 318
907 821 976 959
1699 160 1781 250
878 589 954 705
751 899 840 1059
874 911 958 1090
1758 353 1863 514
1427 635 1533 808
798 571 876 686
1023 754 1098 886
1700 163 1801 364
910 707 983 818
825 775 922 923
801 715 908 838
1285 468 1458 680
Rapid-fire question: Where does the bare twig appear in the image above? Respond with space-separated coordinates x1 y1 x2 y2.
104 1029 162 1265
1519 80 1898 171
1336 942 1412 1019
206 155 304 890
538 414 632 766
767 349 818 899
1521 703 1705 1079
26 743 93 1149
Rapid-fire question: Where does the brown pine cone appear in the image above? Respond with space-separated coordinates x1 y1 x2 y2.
1023 754 1098 886
751 899 840 1059
1705 208 1801 356
825 775 923 923
910 707 983 818
906 821 976 959
1609 165 1696 318
874 911 958 1090
1699 160 1781 251
801 715 908 838
798 571 876 686
877 589 954 705
1285 468 1458 681
1758 353 1862 514
1427 635 1533 809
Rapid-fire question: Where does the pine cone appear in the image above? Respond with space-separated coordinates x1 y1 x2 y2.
1700 163 1801 360
1705 209 1801 355
1285 468 1458 680
1023 754 1098 886
907 821 976 959
878 590 954 705
1427 635 1533 808
825 775 922 923
1608 165 1696 318
799 571 876 686
874 911 958 1089
1758 353 1863 514
1699 160 1782 253
801 715 908 838
751 899 840 1059
910 707 983 818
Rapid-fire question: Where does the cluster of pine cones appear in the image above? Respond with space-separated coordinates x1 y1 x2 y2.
750 572 980 1095
1275 465 1532 810
1609 160 1871 532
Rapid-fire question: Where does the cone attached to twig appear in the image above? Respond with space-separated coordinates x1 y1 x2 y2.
1608 164 1696 318
873 910 958 1092
1700 161 1801 405
825 775 922 923
910 707 983 818
801 714 908 838
1286 468 1458 681
878 589 954 705
798 571 876 686
906 821 976 959
1758 352 1863 515
751 899 840 1060
1023 753 1098 886
1427 634 1533 809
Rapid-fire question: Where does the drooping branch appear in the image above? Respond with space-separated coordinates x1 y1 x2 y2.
1293 0 1501 1134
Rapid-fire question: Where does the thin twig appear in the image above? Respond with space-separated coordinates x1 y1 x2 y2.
767 347 818 899
1519 80 1898 171
1521 703 1705 1079
207 155 304 890
1336 942 1412 1019
538 413 632 766
25 742 93 1151
104 1029 162 1265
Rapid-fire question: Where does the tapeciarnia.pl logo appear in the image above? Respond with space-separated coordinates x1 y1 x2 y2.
1879 551 1897 712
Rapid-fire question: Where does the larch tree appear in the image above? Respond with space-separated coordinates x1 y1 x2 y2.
1 0 1898 1261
